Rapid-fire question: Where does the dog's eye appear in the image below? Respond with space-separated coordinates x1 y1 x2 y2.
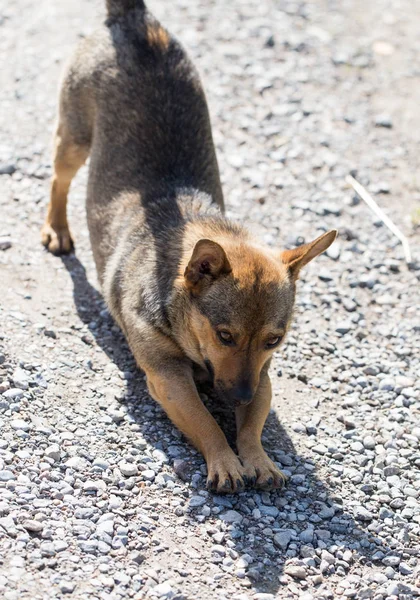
265 336 282 349
217 330 235 346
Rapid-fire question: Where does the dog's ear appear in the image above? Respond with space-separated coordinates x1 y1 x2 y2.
184 239 231 292
280 230 337 281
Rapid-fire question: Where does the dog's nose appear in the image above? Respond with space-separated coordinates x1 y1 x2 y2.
231 382 254 406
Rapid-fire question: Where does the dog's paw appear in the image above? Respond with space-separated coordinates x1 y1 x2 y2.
41 222 74 255
206 450 245 494
240 449 287 491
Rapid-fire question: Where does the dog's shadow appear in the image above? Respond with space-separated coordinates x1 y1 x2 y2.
61 254 391 596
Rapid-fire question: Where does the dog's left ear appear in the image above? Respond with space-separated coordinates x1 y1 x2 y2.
280 230 337 281
184 238 232 293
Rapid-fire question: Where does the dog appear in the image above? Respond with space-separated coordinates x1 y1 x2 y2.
41 0 336 493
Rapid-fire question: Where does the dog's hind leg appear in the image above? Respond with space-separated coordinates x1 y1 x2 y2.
41 120 90 254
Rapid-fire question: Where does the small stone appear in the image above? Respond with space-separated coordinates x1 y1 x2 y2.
65 456 89 471
309 377 327 388
387 583 400 596
321 202 341 216
399 562 413 575
220 510 243 524
11 419 31 431
363 436 376 449
12 368 29 390
312 444 328 455
292 422 306 433
83 479 107 493
153 581 174 598
211 544 226 556
382 555 400 567
108 495 123 510
3 388 24 400
363 366 379 376
343 299 357 312
326 244 340 261
60 581 76 594
212 532 225 544
23 520 44 533
44 329 57 339
40 542 56 557
107 408 125 423
299 528 314 543
375 114 393 128
395 375 414 389
141 469 155 481
189 496 207 508
118 461 138 477
354 506 373 521
285 565 307 580
0 163 16 175
260 505 279 518
0 516 17 536
44 444 61 462
93 459 109 470
129 551 145 565
318 268 333 282
379 507 393 520
383 465 400 477
379 378 395 391
0 470 15 482
274 530 293 550
173 459 189 481
0 501 10 515
384 566 395 579
412 428 420 440
321 550 335 565
335 321 353 335
350 441 364 453
78 540 98 553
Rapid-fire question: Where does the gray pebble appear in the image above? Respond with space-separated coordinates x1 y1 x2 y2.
220 510 243 524
44 444 60 462
119 461 138 477
0 470 15 482
23 520 44 533
285 564 307 580
273 530 293 550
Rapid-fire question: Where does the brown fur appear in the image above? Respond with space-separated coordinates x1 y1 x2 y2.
146 22 170 50
41 0 337 493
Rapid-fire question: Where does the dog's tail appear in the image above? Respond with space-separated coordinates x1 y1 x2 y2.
106 0 146 18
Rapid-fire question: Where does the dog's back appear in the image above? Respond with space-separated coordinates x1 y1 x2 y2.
55 0 223 277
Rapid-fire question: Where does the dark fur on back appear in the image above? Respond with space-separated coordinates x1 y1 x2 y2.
60 1 223 288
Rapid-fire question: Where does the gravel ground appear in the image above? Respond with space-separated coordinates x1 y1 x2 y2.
1 0 420 599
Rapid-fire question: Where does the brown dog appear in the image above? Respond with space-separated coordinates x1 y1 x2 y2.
41 0 336 493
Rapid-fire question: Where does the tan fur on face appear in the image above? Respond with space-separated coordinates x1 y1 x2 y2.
174 223 293 402
188 306 280 398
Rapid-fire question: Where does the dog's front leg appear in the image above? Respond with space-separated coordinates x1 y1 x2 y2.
236 369 287 490
144 363 246 494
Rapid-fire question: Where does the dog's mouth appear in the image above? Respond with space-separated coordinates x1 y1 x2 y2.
213 381 254 408
233 397 253 408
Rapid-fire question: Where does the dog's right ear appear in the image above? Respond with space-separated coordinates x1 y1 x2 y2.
184 239 231 293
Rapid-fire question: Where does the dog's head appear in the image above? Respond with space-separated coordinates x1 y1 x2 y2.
182 230 336 407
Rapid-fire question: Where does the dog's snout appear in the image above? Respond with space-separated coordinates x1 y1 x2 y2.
231 381 254 406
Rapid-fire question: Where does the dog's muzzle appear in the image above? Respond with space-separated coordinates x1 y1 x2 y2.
217 380 254 407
